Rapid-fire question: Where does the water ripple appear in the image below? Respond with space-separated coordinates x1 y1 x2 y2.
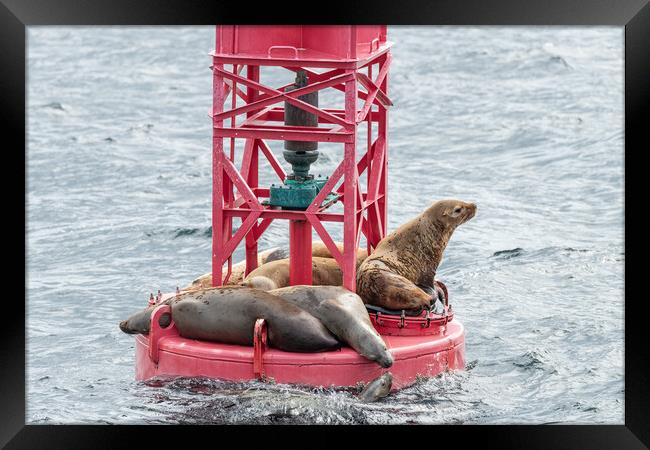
27 26 623 424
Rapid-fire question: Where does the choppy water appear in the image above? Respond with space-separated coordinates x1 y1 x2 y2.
26 26 624 424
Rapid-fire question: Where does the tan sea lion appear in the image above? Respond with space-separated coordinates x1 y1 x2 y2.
243 256 367 291
184 242 366 291
311 241 368 263
270 285 393 368
356 199 477 311
184 247 289 290
119 286 341 353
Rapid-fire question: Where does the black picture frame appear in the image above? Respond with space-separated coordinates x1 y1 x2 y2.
2 0 647 447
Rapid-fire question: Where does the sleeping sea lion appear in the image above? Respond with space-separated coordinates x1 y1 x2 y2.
119 286 340 353
270 285 393 368
242 255 367 291
184 247 289 289
311 241 368 263
184 242 366 290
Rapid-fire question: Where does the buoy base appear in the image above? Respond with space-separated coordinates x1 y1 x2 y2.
134 318 465 390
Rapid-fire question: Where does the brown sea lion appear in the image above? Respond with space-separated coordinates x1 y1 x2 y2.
356 199 477 311
119 286 341 353
184 247 289 290
242 256 365 291
184 242 366 291
270 285 393 368
311 241 368 263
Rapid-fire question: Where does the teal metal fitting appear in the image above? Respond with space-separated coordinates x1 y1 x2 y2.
269 175 338 210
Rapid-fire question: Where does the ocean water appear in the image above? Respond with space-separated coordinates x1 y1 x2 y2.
26 26 624 424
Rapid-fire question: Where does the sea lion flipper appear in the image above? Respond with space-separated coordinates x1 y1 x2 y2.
362 269 432 311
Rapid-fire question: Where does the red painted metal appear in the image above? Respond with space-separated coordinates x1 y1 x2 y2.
253 318 268 379
214 26 391 68
135 298 465 389
369 307 453 337
148 304 178 365
132 26 467 389
289 220 313 285
211 25 392 291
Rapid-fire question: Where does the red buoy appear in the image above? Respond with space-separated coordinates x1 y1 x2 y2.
135 295 465 389
133 26 466 388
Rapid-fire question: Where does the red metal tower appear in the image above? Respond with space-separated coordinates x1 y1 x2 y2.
133 27 466 386
210 26 392 291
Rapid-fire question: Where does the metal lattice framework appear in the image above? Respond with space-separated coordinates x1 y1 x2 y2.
211 26 392 291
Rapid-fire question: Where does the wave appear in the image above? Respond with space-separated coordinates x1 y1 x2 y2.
491 248 525 259
512 350 558 375
41 102 65 110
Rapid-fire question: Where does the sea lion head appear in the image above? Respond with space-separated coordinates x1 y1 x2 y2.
376 349 394 368
360 326 394 368
427 199 477 229
119 306 156 335
241 276 278 291
358 372 393 402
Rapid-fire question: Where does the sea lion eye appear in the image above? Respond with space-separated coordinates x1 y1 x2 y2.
447 206 464 218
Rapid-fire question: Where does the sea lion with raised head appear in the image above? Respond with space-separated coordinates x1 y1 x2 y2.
358 372 393 402
356 199 476 311
119 286 341 353
243 256 362 291
270 285 393 368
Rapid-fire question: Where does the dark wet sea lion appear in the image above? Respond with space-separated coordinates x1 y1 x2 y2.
119 286 340 353
243 256 359 291
270 285 393 368
358 372 393 402
356 199 476 311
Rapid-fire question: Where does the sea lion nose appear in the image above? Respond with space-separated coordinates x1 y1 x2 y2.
119 320 131 333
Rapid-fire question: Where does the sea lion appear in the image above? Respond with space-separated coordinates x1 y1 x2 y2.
184 242 366 290
184 247 290 290
119 286 341 353
311 241 368 263
356 199 476 311
270 285 393 368
242 256 357 291
358 372 393 403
